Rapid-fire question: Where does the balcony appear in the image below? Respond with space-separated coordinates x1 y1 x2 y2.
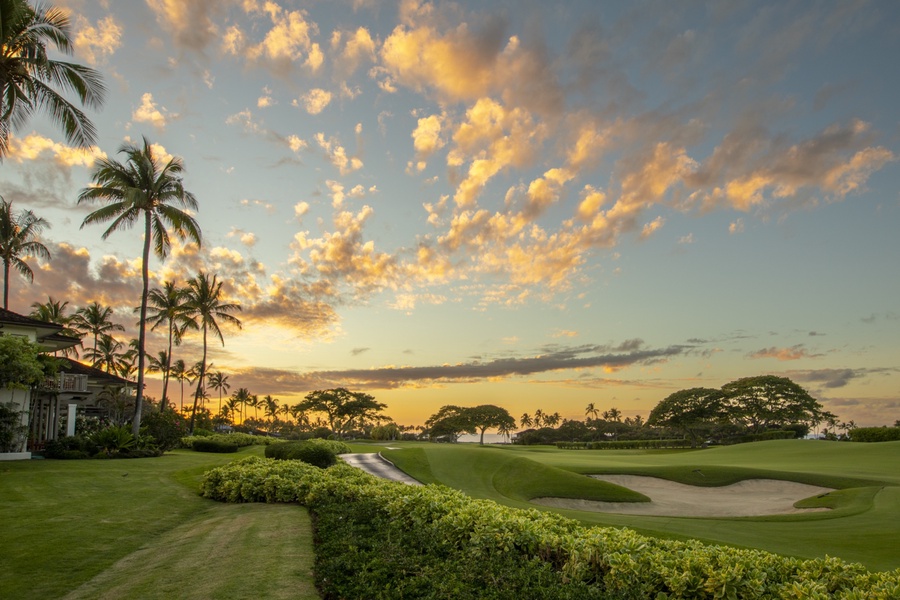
43 373 89 393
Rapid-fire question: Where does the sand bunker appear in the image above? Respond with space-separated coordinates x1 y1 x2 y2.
532 475 834 517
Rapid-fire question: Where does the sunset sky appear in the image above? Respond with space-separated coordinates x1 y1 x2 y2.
3 0 898 427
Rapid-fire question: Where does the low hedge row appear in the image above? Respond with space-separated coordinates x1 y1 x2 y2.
191 438 238 453
849 427 900 443
200 457 900 599
556 439 694 450
264 440 337 468
180 432 278 449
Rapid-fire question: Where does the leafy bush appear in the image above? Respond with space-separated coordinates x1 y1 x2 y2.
0 402 26 452
43 436 91 459
200 458 900 599
191 438 238 453
90 426 135 457
265 441 337 468
180 432 271 449
140 410 188 452
849 427 900 442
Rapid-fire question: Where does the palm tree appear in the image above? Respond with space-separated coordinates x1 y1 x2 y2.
0 0 106 159
0 198 50 309
29 296 80 356
182 271 241 433
208 371 230 417
602 407 622 423
169 358 187 413
145 281 194 411
84 334 124 375
585 402 599 422
78 137 202 436
231 387 251 426
533 409 544 428
71 301 124 358
146 350 170 410
519 412 532 428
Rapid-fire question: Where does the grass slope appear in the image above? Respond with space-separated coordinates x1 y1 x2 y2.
0 448 318 600
377 440 900 571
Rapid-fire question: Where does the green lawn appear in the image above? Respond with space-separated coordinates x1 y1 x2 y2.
377 440 900 571
0 448 319 600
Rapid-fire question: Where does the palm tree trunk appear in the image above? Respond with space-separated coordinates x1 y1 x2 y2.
161 321 174 411
131 214 152 437
188 324 208 434
3 260 9 309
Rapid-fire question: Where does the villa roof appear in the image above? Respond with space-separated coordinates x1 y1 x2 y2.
0 307 80 351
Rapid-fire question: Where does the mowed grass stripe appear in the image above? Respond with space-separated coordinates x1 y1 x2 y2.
0 447 320 600
63 503 316 600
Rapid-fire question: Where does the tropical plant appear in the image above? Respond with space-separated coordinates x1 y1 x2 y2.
169 358 187 413
95 385 132 426
0 198 50 309
207 371 230 417
145 350 169 409
78 137 202 436
182 271 241 433
145 281 194 410
584 402 599 421
231 387 251 426
82 334 125 375
71 301 123 357
0 0 106 158
29 295 80 356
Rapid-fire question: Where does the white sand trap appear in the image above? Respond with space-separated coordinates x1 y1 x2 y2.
533 475 834 517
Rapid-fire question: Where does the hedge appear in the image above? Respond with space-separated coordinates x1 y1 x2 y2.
849 427 900 443
180 432 279 449
556 439 693 450
191 438 238 453
200 457 900 599
264 440 337 468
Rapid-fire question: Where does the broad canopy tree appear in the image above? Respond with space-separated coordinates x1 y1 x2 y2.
296 388 388 438
647 387 728 447
648 375 830 445
425 404 516 444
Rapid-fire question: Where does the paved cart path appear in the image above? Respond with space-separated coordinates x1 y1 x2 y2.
341 453 422 486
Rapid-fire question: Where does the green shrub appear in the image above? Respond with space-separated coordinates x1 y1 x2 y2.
191 438 238 453
305 437 351 454
0 402 26 452
200 458 900 599
849 427 900 443
90 426 136 456
43 436 91 459
265 440 337 468
556 439 693 450
140 410 188 452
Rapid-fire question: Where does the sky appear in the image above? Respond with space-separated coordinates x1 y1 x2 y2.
2 0 899 427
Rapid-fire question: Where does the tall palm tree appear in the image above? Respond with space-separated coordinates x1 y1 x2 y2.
231 387 251 426
0 198 50 309
585 402 599 422
208 371 230 417
78 137 202 436
182 271 241 433
146 350 170 410
29 295 80 356
71 301 124 357
169 358 187 413
84 334 124 375
0 0 106 159
519 412 532 428
145 281 194 411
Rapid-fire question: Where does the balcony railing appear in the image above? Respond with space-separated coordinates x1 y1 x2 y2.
41 373 89 393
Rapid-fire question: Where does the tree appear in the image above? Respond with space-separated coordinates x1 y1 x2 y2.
647 387 728 447
29 296 79 356
425 405 473 442
231 387 251 425
146 281 194 411
602 407 622 422
208 371 230 417
181 271 241 433
0 199 50 309
0 0 106 159
169 359 187 413
585 403 599 422
466 404 516 444
83 334 125 375
296 388 387 438
71 301 123 361
79 137 202 437
0 334 44 389
722 375 826 434
146 350 170 409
